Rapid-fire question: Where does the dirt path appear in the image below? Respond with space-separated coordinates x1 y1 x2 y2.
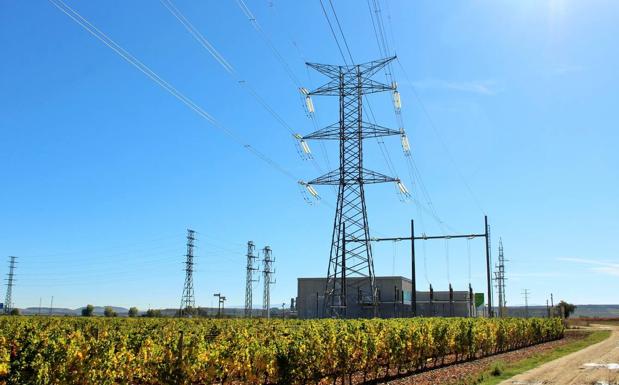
498 325 619 385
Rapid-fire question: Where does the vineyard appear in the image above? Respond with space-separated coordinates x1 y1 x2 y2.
0 317 564 385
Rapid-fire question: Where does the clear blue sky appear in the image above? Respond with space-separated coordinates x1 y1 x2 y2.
1 0 617 310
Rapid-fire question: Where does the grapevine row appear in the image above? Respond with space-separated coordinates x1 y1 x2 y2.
0 317 564 385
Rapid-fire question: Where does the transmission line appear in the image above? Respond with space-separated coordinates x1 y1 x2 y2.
48 0 299 183
160 0 314 162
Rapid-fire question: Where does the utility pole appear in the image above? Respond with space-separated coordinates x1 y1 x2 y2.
220 296 226 317
4 256 17 314
262 246 275 319
550 293 554 317
49 296 54 316
213 293 225 317
179 229 196 317
300 57 403 318
494 238 507 317
522 289 530 318
485 216 493 317
244 241 259 318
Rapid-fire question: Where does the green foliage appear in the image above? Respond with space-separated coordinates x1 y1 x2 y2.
490 361 505 376
0 317 564 385
9 308 20 316
559 301 577 318
103 306 117 318
144 309 162 318
128 307 139 318
81 304 94 317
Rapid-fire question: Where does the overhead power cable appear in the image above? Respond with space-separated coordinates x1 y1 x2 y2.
48 0 298 182
235 0 303 88
396 59 486 215
365 0 457 232
160 0 314 162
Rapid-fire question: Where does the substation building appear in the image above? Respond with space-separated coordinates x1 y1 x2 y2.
297 276 477 319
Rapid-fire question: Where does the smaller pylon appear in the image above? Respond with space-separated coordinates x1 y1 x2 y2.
179 229 196 317
494 238 508 317
262 246 276 319
245 241 259 317
4 256 17 314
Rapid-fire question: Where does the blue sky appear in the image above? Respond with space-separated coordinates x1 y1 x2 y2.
1 0 618 310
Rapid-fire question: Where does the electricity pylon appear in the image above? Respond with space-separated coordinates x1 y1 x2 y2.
244 241 259 317
301 57 402 318
494 238 508 317
4 256 17 314
179 229 196 316
262 246 275 319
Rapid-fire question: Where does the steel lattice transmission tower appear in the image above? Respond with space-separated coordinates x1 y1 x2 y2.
4 256 17 314
301 56 402 317
494 238 508 317
179 229 196 317
244 241 259 317
262 246 275 319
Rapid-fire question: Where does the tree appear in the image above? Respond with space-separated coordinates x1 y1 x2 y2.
128 307 139 317
9 308 20 316
558 301 576 318
104 306 117 317
82 304 94 317
145 309 162 318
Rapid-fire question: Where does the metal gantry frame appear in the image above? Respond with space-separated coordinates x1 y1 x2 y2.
349 216 494 317
302 56 402 318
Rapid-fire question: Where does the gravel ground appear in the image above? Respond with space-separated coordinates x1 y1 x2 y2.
497 325 618 385
383 330 590 385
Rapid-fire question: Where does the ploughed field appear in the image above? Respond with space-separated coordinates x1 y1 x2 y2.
0 316 563 385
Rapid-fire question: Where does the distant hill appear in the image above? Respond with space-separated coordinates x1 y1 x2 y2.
506 304 619 318
16 304 619 318
20 306 129 316
572 304 619 318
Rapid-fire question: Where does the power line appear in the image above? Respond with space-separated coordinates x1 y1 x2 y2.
326 0 355 64
48 0 299 183
235 0 303 88
395 58 487 215
160 0 312 162
317 0 349 66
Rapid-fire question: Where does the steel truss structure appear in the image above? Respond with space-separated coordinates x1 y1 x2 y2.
179 229 196 316
303 56 400 317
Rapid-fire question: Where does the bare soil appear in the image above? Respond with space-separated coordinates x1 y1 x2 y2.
384 330 592 385
497 325 619 385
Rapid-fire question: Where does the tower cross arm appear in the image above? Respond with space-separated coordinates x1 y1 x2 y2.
308 168 399 185
303 121 400 140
